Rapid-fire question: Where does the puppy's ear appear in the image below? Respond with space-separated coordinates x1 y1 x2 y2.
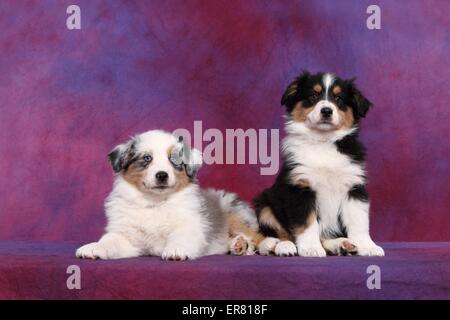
281 70 310 110
170 135 203 178
169 135 185 167
108 138 137 173
349 81 372 119
185 149 203 178
184 147 203 178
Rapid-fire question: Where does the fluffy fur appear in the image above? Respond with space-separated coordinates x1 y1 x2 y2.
76 130 258 260
254 71 384 257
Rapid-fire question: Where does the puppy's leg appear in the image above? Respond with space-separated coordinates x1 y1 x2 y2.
76 233 140 260
162 222 207 261
216 192 261 256
341 186 384 256
227 212 263 256
321 238 357 256
294 212 326 257
257 207 296 256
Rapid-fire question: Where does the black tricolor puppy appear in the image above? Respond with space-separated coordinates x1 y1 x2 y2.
253 71 384 257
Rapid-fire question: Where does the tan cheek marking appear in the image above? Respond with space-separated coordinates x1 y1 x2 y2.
292 211 317 237
338 106 355 129
166 146 173 156
259 207 290 241
122 162 147 189
227 214 265 245
291 102 315 123
174 167 190 191
333 86 342 95
313 84 322 93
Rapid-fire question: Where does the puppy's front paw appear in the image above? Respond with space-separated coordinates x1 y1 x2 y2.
274 241 297 256
349 238 384 256
297 245 327 257
356 244 385 256
161 246 193 261
257 237 280 256
76 242 109 260
229 234 255 256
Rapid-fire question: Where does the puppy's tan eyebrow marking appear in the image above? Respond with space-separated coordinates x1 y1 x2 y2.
313 84 322 93
333 86 342 95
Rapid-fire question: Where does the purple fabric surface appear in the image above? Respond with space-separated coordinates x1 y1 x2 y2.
0 1 449 243
0 242 449 300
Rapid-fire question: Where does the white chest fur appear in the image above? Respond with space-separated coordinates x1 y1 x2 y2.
283 134 366 235
104 181 206 255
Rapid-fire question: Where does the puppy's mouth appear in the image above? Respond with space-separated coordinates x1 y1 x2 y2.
152 185 169 190
142 182 173 192
314 119 337 131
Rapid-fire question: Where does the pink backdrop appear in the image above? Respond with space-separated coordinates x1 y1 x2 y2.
0 0 449 242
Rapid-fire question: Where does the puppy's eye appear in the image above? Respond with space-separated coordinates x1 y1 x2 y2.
335 96 343 103
169 155 183 170
143 155 152 162
309 93 318 102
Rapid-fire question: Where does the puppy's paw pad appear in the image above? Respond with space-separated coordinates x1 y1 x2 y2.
161 247 192 261
298 246 327 257
165 254 188 261
340 240 358 256
229 235 248 256
275 241 297 256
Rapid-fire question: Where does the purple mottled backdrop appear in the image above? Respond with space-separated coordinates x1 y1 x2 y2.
0 0 449 243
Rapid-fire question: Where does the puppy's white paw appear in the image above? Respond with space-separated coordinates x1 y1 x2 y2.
257 237 280 256
349 238 384 256
356 244 385 256
161 246 193 261
229 234 255 256
76 242 109 260
274 241 297 256
297 245 327 257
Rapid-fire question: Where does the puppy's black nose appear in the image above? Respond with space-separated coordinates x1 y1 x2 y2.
321 107 333 118
155 171 168 183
